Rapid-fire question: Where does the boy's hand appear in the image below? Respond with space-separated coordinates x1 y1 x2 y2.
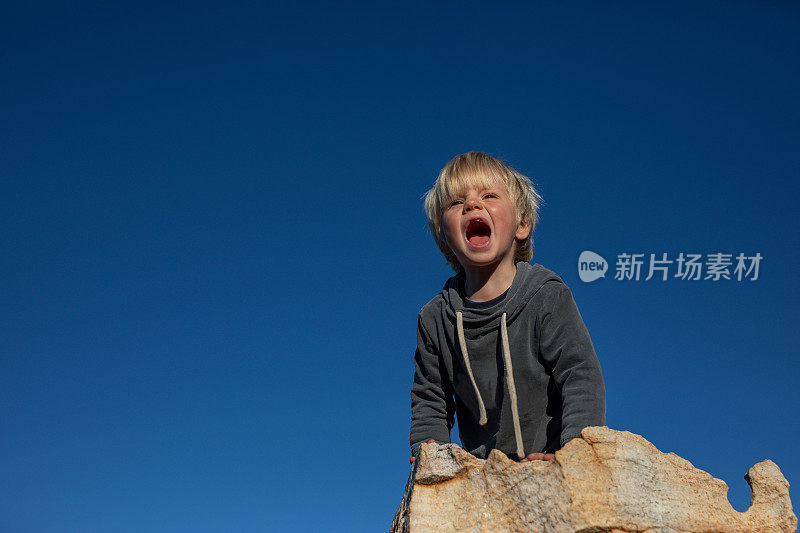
520 452 555 462
410 439 436 464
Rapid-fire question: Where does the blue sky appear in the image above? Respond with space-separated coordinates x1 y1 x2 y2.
2 2 798 531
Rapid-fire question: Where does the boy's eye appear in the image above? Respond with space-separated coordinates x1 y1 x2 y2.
449 200 464 207
484 193 497 199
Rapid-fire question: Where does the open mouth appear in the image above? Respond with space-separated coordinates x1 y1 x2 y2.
466 218 491 247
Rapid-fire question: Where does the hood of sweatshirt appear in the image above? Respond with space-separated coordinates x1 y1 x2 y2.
441 262 564 332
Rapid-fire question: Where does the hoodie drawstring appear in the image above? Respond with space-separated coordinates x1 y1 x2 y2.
499 312 525 459
456 311 487 426
456 310 525 459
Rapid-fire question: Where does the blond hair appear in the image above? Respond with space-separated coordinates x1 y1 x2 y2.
424 151 543 273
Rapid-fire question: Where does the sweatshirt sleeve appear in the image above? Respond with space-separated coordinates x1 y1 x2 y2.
410 314 455 455
537 282 606 447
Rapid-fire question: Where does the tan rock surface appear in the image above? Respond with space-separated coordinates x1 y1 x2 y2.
391 426 796 532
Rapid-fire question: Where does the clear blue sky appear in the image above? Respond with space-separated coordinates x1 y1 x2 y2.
2 2 798 531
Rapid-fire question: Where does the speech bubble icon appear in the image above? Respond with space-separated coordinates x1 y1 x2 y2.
578 251 608 283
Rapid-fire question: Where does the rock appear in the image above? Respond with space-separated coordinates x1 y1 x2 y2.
390 426 796 532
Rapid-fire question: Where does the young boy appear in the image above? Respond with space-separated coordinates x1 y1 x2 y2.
410 151 605 463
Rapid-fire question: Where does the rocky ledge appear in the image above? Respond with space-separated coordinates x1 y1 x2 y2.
391 427 796 532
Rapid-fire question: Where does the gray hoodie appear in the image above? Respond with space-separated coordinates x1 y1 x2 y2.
410 262 605 460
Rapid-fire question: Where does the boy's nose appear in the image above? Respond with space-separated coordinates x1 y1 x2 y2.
465 196 482 211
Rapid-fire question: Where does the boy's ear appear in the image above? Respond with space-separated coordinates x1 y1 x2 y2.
515 217 532 241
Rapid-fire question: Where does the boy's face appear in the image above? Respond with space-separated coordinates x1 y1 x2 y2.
441 175 531 274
